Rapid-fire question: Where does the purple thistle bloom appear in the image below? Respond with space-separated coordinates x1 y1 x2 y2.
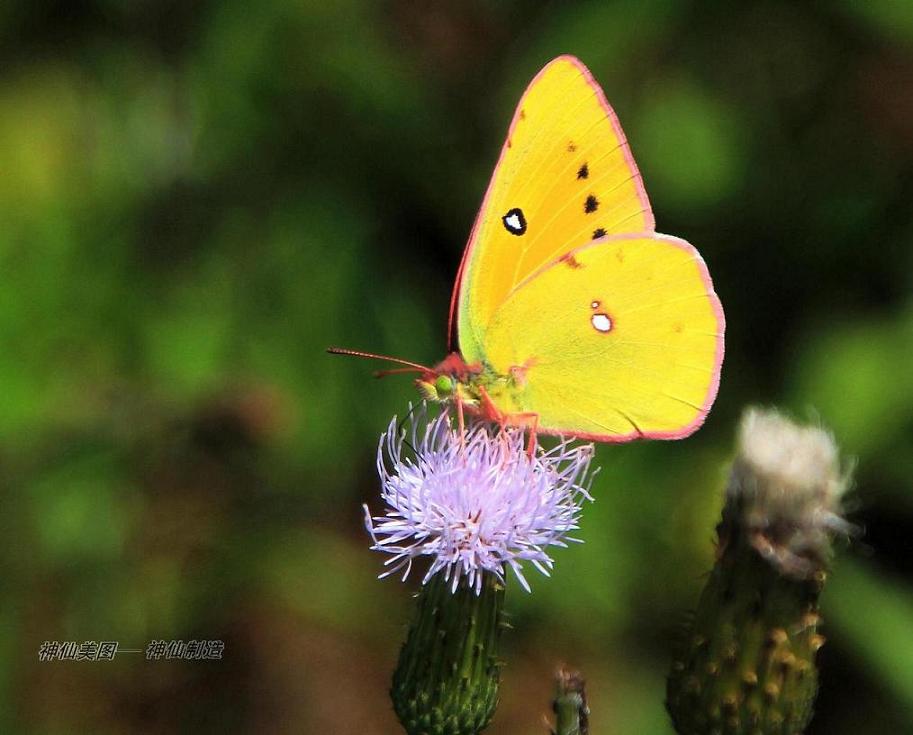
365 408 596 594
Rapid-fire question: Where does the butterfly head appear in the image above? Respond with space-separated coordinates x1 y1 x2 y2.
414 352 492 407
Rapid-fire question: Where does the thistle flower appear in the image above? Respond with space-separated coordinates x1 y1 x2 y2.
365 408 596 594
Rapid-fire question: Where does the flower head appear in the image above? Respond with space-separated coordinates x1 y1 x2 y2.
365 408 596 593
728 407 854 578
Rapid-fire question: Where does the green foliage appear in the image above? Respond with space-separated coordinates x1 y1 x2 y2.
824 559 913 712
635 76 745 211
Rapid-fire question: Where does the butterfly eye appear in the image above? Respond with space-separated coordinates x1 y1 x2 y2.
435 375 454 396
591 313 612 333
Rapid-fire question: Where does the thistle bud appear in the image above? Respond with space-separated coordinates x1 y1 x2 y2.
667 408 853 735
391 571 504 735
552 667 589 735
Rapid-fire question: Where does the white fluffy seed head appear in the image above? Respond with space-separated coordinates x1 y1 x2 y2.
727 407 854 578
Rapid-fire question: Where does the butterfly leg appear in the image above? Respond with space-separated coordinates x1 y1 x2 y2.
477 385 506 427
477 386 540 456
474 385 509 453
506 411 540 457
454 393 467 446
525 413 540 457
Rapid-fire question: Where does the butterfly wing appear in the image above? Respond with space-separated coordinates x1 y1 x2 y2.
482 233 724 440
452 55 654 360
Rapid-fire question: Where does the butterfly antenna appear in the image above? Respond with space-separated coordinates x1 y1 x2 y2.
326 347 431 377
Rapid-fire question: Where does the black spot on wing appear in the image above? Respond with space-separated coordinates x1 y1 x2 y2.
567 141 577 152
584 195 599 214
577 163 589 180
592 228 607 239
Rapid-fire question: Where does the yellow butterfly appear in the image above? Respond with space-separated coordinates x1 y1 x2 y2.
332 55 724 445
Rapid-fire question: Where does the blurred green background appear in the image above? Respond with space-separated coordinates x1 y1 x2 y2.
1 1 912 733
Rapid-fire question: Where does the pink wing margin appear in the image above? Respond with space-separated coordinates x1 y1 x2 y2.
447 54 655 351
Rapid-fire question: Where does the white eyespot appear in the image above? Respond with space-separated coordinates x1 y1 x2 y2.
591 313 612 333
501 207 527 235
590 301 599 309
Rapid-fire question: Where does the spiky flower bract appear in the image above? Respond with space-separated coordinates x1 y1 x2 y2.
392 571 504 735
365 407 596 594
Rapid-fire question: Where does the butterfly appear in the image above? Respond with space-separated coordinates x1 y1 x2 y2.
331 55 724 447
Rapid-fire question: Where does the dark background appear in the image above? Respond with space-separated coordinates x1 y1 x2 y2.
2 1 912 732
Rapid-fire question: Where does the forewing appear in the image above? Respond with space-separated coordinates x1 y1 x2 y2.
453 55 654 362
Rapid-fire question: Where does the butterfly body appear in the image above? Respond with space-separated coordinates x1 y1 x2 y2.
332 55 724 444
